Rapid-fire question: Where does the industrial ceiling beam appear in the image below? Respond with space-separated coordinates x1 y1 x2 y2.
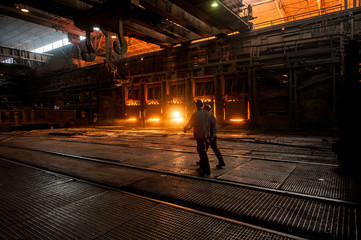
139 0 220 37
7 0 80 20
125 21 179 46
274 0 285 23
0 6 84 37
0 46 53 63
128 5 194 42
2 0 182 45
167 0 250 33
214 0 248 25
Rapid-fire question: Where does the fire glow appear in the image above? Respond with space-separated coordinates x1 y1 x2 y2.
229 119 245 122
148 118 160 122
171 111 184 122
125 99 140 106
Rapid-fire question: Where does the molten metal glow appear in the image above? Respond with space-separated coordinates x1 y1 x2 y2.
148 118 160 122
125 99 140 106
147 100 160 105
173 111 181 118
229 119 245 122
171 118 184 122
171 110 184 122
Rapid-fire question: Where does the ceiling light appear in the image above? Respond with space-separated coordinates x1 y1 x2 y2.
20 8 29 13
111 36 117 39
211 1 218 7
93 27 100 31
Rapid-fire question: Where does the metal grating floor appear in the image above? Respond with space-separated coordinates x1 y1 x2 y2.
280 164 361 202
217 158 361 202
97 204 292 240
0 159 295 240
125 174 359 239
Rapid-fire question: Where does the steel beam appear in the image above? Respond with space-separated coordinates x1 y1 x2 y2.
125 21 179 45
0 46 53 63
140 0 220 37
0 6 84 37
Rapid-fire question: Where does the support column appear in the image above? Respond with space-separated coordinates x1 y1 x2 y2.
249 69 258 125
214 74 225 123
121 85 126 118
335 40 361 171
161 79 167 120
185 78 194 120
105 33 112 63
289 68 297 123
140 82 146 127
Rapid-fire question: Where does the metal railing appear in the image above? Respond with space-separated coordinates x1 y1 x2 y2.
253 4 343 29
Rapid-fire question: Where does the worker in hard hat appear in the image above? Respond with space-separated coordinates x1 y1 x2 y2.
184 99 211 176
203 104 225 169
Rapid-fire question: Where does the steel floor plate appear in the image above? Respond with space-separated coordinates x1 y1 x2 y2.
281 164 361 202
218 159 297 189
218 159 361 202
0 159 295 240
125 174 359 239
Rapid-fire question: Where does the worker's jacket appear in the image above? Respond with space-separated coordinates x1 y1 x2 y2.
187 109 211 139
209 113 218 138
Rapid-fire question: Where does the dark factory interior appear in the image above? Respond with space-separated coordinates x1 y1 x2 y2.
0 0 361 239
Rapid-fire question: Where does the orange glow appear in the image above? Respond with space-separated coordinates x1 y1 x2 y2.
229 119 245 122
191 36 216 44
148 118 160 122
126 99 140 106
225 99 240 102
247 101 250 120
194 97 213 103
127 118 137 122
168 98 183 104
172 111 181 118
252 0 344 29
170 110 184 122
147 100 160 105
20 8 29 13
171 118 184 122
